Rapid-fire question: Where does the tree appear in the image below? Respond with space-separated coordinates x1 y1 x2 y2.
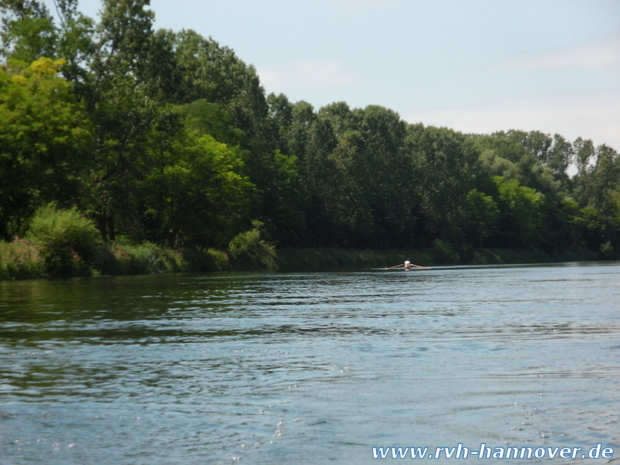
407 125 483 246
571 143 620 256
473 132 560 199
493 176 543 248
545 134 573 181
183 99 243 146
464 189 500 247
138 132 254 248
78 0 161 241
266 92 293 155
48 0 95 96
0 57 92 238
322 129 373 247
354 107 407 243
0 0 56 63
298 108 338 246
574 137 595 174
287 100 316 165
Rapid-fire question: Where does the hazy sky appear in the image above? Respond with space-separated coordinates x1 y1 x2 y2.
44 0 620 149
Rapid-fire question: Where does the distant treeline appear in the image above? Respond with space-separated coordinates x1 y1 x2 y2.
1 0 619 268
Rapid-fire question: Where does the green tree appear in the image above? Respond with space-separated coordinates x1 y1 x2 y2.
184 99 243 146
0 0 56 63
79 0 161 241
464 189 500 247
266 92 293 155
287 100 316 165
574 137 595 174
354 105 415 248
473 132 560 199
300 111 338 246
0 58 92 238
545 134 573 181
48 0 95 96
571 143 620 256
407 125 483 247
323 129 373 247
493 176 543 247
138 131 254 248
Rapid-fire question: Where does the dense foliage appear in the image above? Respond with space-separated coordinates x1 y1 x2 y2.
1 0 619 271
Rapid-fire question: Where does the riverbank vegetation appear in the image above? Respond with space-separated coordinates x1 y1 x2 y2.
1 0 618 280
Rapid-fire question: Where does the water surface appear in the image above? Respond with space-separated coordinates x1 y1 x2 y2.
1 262 619 464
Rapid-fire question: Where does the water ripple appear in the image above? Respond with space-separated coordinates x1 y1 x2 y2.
1 263 619 464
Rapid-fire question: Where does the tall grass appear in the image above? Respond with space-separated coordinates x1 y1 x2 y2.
95 241 231 276
95 242 182 275
0 238 231 281
0 238 46 280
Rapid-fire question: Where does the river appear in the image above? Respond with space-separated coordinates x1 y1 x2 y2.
1 262 619 464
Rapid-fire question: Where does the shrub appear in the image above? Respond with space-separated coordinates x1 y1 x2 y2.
185 248 230 272
95 241 188 275
205 248 230 271
26 206 101 277
600 241 616 260
228 221 277 270
130 243 187 274
0 237 46 280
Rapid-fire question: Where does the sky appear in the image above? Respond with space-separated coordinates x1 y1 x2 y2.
44 0 620 150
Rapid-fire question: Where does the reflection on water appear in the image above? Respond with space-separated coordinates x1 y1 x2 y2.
1 263 619 464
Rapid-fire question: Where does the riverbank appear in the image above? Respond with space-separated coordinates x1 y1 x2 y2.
0 240 230 281
275 246 598 271
0 235 598 280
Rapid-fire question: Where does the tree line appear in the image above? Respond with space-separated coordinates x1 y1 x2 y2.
1 0 619 261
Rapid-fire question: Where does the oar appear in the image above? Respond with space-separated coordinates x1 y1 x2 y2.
386 263 431 270
410 263 431 270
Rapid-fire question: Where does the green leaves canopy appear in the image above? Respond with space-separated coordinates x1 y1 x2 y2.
0 58 92 238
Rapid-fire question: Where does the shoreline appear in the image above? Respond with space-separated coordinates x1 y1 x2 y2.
0 243 599 281
274 246 598 272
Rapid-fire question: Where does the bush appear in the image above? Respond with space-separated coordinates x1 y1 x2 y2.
228 221 277 270
95 241 188 275
182 248 230 272
600 241 616 260
26 206 101 277
0 238 46 280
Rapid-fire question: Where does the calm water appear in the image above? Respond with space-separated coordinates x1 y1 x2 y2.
0 262 619 464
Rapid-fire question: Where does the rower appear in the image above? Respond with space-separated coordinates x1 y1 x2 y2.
386 259 430 270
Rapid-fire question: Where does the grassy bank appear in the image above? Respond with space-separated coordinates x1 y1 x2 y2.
275 246 599 271
0 238 230 281
0 241 601 281
0 207 600 282
0 207 277 281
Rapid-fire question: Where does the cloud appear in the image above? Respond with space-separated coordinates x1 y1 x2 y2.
408 91 620 150
256 60 359 92
499 36 620 70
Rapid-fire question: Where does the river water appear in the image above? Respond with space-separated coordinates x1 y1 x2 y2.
0 262 619 464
